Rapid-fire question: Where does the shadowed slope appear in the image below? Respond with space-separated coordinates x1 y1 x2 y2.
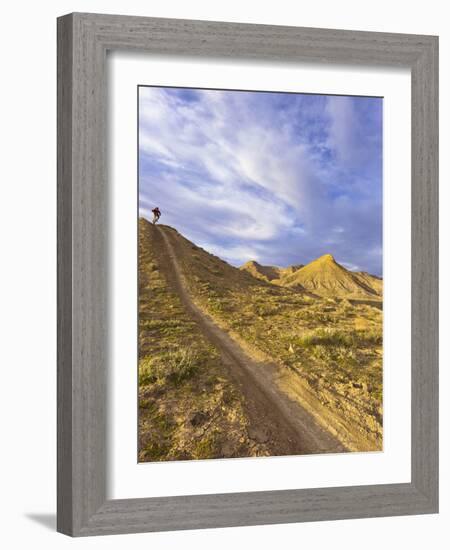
239 260 282 282
240 260 304 283
353 271 383 295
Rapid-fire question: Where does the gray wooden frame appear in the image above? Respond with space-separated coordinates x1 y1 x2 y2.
57 12 438 537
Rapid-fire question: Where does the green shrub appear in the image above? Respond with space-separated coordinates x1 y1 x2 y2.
139 348 201 387
297 328 352 347
296 328 382 348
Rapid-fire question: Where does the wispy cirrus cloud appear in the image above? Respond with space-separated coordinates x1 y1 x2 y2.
139 87 383 275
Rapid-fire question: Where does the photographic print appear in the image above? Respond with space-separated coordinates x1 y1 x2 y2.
138 86 383 462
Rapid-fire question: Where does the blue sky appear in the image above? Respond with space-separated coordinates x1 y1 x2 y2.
139 87 383 276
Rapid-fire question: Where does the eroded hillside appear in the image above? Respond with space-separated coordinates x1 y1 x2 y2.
239 260 304 283
241 256 382 300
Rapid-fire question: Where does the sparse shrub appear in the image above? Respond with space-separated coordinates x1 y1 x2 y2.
255 303 279 317
295 328 382 349
139 348 202 387
359 329 382 346
194 429 220 459
141 439 172 461
297 328 352 347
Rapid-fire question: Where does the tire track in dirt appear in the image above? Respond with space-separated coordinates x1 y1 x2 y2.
154 224 346 456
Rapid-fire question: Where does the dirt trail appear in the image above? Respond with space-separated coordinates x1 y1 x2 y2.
154 225 346 456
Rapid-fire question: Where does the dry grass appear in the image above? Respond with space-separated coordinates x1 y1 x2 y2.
138 221 270 462
162 224 383 449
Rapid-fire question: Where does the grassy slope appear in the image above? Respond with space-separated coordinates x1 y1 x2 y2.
162 225 383 451
138 220 270 461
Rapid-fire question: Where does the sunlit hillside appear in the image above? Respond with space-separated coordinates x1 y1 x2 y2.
138 219 383 461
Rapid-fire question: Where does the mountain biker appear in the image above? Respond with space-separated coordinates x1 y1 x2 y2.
151 207 161 224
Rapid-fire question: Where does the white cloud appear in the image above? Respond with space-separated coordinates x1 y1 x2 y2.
139 87 383 274
196 241 263 265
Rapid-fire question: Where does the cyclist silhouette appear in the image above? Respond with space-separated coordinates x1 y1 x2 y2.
151 207 161 224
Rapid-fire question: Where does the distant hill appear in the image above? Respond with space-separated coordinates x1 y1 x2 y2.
240 254 381 298
239 260 281 282
281 254 381 298
240 260 304 283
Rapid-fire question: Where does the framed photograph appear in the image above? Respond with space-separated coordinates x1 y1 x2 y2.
57 13 438 536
